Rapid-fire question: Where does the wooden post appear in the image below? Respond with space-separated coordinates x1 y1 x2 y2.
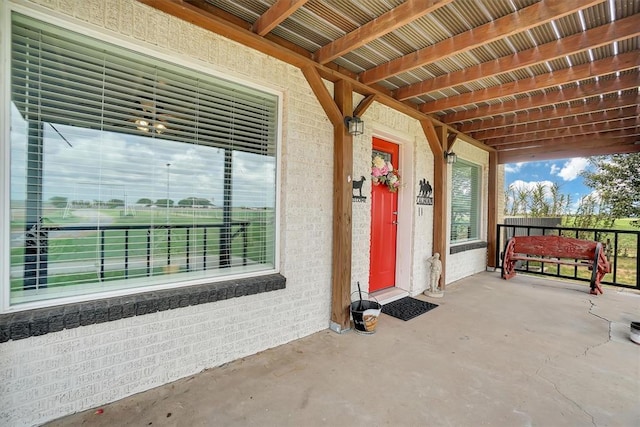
421 120 448 290
487 150 499 268
330 80 354 332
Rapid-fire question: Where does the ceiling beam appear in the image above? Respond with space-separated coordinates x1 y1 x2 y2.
314 0 452 65
498 137 640 163
458 92 640 133
395 13 640 101
421 51 639 113
252 0 310 36
300 66 343 126
442 72 640 123
488 122 640 148
353 95 377 118
359 0 602 85
471 105 639 139
134 0 508 153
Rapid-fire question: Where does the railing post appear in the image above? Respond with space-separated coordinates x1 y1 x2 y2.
125 230 129 279
100 229 105 281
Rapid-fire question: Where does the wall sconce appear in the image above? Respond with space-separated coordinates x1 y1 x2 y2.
444 151 457 164
344 116 364 136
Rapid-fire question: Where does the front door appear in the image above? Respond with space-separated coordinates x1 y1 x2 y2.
369 137 399 292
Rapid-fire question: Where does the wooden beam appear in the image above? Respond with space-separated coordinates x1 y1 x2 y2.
459 92 640 133
395 14 640 101
301 66 343 126
471 105 640 140
136 0 472 145
421 51 640 113
442 72 640 123
314 0 452 64
331 80 354 332
486 117 640 147
420 120 448 290
353 95 377 118
487 151 499 268
497 136 640 163
252 0 309 36
359 0 602 84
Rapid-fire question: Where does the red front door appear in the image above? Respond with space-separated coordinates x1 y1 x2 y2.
369 137 399 292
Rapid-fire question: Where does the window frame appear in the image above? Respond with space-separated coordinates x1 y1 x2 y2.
450 159 482 245
1 4 283 313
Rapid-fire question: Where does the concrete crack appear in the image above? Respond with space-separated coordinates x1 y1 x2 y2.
584 299 613 356
535 363 597 427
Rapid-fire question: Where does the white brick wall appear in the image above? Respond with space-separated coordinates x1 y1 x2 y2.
446 141 490 284
1 1 496 425
1 1 332 426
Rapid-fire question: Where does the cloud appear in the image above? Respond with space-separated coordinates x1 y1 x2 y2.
557 157 588 181
508 179 555 194
550 164 560 175
12 119 276 208
504 162 524 173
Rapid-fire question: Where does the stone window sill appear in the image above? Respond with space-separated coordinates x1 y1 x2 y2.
450 241 488 254
0 274 286 343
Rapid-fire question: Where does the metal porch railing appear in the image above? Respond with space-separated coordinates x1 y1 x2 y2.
496 224 640 290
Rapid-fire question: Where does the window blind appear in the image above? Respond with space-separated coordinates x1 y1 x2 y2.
450 160 481 243
8 13 279 306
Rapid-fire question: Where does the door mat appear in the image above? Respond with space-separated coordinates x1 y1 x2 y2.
381 297 438 321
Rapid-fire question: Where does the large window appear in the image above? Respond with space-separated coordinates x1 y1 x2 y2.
450 160 481 243
5 14 279 307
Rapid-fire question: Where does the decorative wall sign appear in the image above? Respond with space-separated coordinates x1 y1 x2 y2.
352 176 367 202
416 178 433 205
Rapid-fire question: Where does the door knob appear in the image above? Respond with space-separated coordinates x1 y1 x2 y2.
392 221 399 225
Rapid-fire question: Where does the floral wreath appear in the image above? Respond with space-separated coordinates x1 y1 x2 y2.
371 155 401 192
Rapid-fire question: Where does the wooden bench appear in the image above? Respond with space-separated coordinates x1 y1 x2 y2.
501 235 610 295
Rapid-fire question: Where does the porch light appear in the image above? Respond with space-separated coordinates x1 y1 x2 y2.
344 116 364 136
444 151 457 164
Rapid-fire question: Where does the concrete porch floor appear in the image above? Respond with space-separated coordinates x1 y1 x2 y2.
47 272 640 426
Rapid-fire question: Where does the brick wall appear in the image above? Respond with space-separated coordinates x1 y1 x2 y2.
1 1 333 425
446 141 490 283
1 1 498 425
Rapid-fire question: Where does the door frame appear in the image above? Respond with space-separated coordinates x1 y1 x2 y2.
370 128 414 295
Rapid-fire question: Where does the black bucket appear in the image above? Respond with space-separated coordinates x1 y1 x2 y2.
350 292 381 334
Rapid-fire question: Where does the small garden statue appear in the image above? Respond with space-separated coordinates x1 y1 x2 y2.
425 253 443 298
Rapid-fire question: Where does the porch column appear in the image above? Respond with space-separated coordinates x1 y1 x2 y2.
487 150 499 268
421 120 448 290
300 67 353 332
331 80 354 332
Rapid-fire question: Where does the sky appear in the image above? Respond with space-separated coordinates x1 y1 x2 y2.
504 157 594 212
10 104 277 208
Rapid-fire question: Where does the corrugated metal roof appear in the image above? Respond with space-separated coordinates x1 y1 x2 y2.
166 0 640 161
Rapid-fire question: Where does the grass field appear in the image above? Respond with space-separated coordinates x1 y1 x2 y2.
10 206 275 290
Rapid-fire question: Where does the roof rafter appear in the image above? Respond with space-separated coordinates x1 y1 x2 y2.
471 105 639 139
442 72 640 123
252 0 310 36
486 119 640 147
359 0 602 85
395 13 640 101
421 50 639 113
498 136 640 163
458 92 640 132
314 0 453 64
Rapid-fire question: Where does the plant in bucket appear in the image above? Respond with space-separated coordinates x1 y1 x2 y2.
350 282 382 334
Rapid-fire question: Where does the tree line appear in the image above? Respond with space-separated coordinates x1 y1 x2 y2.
49 197 214 209
505 154 638 228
